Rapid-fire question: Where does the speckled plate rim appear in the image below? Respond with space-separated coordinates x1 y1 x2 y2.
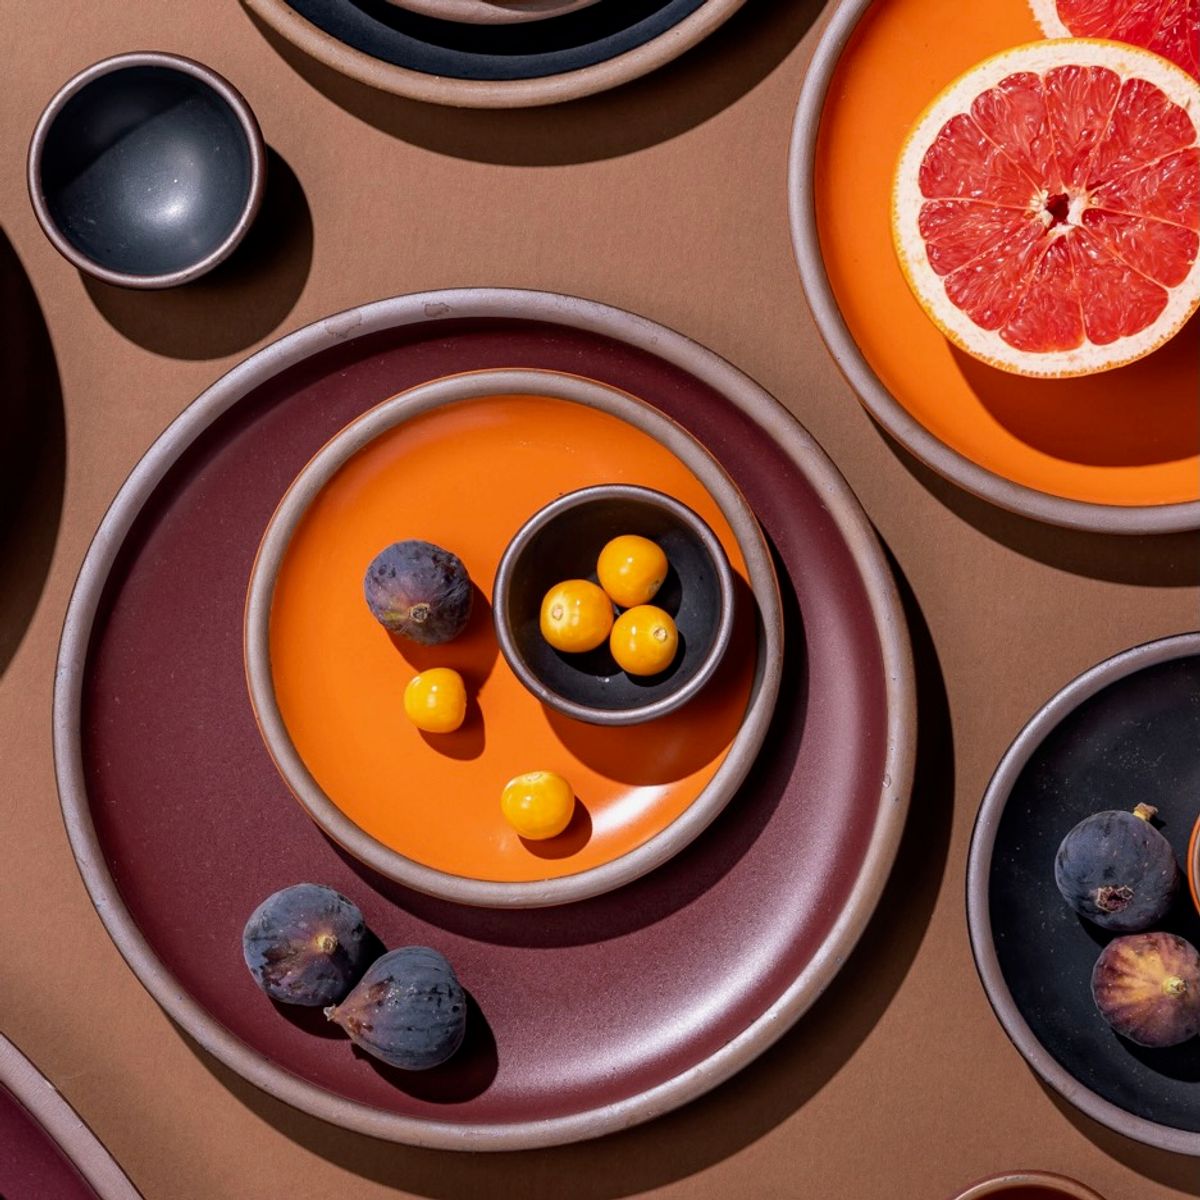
0 1033 144 1199
949 1171 1107 1200
54 287 915 1150
787 0 1200 536
967 630 1200 1157
244 367 782 909
242 0 748 108
384 0 602 25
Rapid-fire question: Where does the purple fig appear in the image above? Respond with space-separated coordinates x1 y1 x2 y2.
1055 803 1179 932
1092 932 1200 1048
242 884 371 1007
325 946 466 1070
363 540 471 645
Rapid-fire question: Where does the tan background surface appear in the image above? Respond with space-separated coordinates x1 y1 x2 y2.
1 2 1197 1197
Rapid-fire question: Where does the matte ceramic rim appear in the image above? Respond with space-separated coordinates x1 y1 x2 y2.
0 1034 143 1199
951 1171 1107 1200
27 52 266 290
245 368 776 908
787 0 1200 535
967 630 1200 1156
384 0 602 25
493 481 738 726
54 288 915 1149
1189 812 1200 916
243 0 748 108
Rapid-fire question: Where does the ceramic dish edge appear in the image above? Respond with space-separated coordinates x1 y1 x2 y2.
385 0 603 26
966 630 1200 1156
0 1034 144 1199
243 367 782 908
53 287 915 1150
242 0 749 108
787 0 1200 535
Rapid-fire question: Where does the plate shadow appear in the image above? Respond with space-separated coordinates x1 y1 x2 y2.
881 430 1200 588
81 147 313 360
951 313 1199 470
240 0 825 166
0 228 66 678
1038 1080 1200 1197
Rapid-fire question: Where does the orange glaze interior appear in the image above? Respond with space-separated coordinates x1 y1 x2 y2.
815 0 1200 506
266 392 756 883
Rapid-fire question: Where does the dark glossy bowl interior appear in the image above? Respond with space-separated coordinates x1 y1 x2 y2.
495 486 734 724
36 62 256 281
987 652 1200 1133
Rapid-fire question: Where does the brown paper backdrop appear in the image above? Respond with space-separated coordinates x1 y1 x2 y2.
1 3 1197 1198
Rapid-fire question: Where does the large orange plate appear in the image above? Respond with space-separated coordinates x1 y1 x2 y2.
800 0 1199 519
265 391 755 884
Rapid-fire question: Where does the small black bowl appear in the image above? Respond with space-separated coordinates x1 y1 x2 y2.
28 52 265 289
493 485 736 726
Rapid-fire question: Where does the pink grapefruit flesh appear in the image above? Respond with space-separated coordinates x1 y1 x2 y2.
893 39 1200 377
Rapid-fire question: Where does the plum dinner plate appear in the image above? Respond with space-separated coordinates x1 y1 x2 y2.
247 369 782 908
384 0 602 25
243 0 747 107
55 288 914 1149
969 632 1200 1155
0 1033 143 1199
790 0 1200 533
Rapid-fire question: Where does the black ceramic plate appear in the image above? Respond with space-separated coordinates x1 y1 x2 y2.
283 0 706 80
969 633 1200 1154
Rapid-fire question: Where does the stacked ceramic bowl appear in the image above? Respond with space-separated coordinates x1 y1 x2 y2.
55 292 915 1149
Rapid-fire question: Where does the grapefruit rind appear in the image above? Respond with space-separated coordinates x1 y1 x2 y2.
892 39 1200 378
1028 0 1072 39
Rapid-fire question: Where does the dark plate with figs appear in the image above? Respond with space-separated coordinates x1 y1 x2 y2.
968 632 1200 1155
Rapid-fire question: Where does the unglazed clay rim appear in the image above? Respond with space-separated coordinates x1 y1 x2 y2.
0 1034 144 1199
950 1171 1107 1200
384 0 602 26
967 630 1200 1157
27 52 266 290
55 288 915 1150
242 0 749 109
492 481 738 726
245 368 776 908
1189 812 1200 916
787 0 1200 535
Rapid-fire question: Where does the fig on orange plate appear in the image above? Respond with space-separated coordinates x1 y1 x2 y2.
363 540 472 644
1092 932 1200 1048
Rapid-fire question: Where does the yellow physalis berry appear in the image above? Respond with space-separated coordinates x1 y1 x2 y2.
403 667 467 734
501 771 575 840
597 534 668 608
539 579 613 654
609 605 678 676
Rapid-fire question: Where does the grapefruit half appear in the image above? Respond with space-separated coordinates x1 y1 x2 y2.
1029 0 1199 79
893 39 1200 377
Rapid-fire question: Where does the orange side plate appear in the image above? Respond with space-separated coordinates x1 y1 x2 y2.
816 0 1200 506
267 393 755 883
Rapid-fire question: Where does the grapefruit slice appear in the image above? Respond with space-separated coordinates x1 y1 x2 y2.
892 40 1200 377
1029 0 1199 79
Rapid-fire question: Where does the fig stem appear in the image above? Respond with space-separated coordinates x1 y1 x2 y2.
1163 975 1188 998
1133 803 1159 823
315 933 339 954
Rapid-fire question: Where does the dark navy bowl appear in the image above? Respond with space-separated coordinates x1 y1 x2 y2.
28 53 265 289
493 484 736 726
